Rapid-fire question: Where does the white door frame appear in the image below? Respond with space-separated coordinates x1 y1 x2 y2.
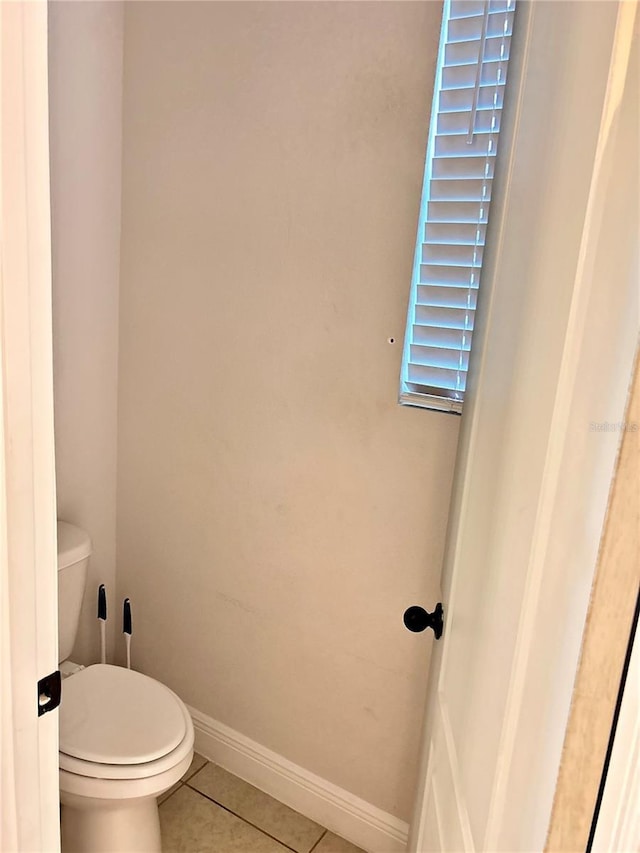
409 0 639 850
1 2 60 851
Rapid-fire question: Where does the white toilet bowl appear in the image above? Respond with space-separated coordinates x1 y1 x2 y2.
59 663 194 853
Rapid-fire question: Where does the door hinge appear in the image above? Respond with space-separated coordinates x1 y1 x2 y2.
37 670 61 717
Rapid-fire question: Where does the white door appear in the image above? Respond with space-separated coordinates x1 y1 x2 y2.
409 2 639 851
1 2 60 851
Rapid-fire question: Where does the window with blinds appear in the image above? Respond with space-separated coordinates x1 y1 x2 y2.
400 0 516 414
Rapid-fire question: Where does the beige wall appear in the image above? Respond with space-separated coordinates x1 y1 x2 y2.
49 2 123 665
117 1 458 819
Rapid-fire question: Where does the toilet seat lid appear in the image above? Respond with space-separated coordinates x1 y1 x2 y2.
59 664 187 765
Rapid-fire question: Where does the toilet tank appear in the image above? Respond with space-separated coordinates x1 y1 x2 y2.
57 521 92 663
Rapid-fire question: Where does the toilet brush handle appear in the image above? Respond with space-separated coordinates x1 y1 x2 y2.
123 598 132 669
98 585 107 664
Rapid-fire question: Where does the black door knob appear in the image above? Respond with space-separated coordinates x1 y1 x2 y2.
403 603 443 639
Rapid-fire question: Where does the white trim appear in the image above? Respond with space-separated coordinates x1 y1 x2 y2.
486 2 639 847
187 705 409 853
1 2 59 850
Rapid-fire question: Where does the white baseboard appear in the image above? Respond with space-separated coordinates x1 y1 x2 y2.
186 705 409 853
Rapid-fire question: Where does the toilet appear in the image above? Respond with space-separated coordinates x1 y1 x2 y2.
57 521 194 853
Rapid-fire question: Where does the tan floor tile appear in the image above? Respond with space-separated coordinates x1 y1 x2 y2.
158 781 181 805
183 752 208 782
312 832 366 853
160 785 290 853
188 763 324 853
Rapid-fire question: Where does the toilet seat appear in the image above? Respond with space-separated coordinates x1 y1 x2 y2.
59 664 194 781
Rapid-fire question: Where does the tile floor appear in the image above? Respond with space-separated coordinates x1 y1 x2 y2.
159 753 366 853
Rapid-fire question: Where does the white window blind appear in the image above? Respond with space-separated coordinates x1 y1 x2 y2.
400 0 516 414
